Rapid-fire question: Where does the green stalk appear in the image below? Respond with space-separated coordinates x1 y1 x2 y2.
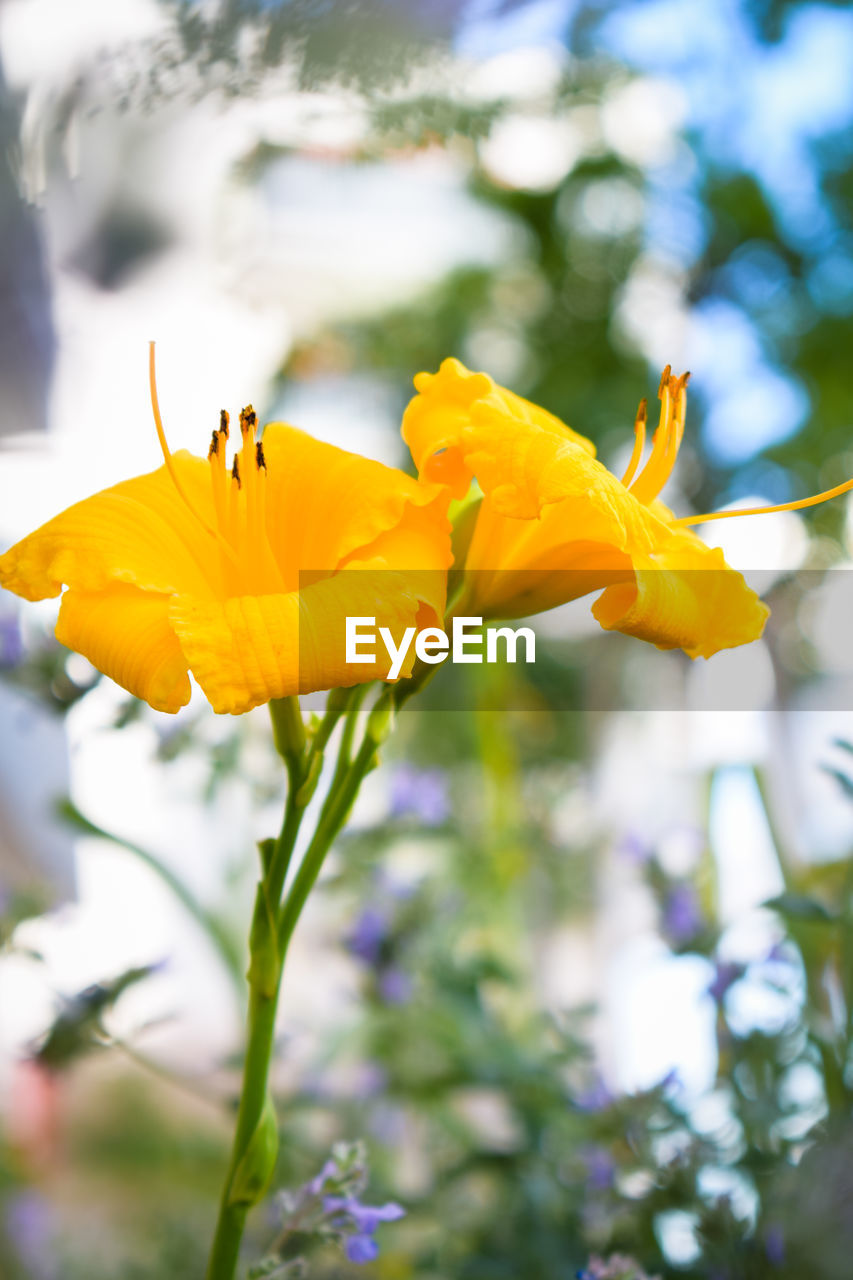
278 698 382 957
205 781 303 1280
205 688 382 1280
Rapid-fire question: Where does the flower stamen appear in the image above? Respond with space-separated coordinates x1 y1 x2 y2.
675 475 853 526
619 398 647 488
629 366 689 505
149 342 241 570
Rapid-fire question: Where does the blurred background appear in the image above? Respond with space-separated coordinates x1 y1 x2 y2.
1 0 853 1276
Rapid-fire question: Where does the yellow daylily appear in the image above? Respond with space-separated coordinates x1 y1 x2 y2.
403 357 853 658
0 351 452 714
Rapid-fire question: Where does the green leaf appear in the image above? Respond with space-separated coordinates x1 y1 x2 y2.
764 892 836 923
821 764 853 801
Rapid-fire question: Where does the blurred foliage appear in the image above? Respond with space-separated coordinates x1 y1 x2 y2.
33 965 160 1072
3 1 853 1278
164 0 467 91
2 700 852 1278
269 8 853 561
0 634 100 713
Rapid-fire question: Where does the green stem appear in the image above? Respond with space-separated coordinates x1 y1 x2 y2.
278 710 379 957
205 689 371 1280
206 794 302 1280
204 983 279 1274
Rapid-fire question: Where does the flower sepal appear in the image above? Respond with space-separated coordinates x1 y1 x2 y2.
270 697 307 770
294 751 324 809
228 1093 279 1208
247 881 281 1000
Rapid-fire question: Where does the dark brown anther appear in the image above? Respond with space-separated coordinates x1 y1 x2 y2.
255 441 266 471
219 409 230 439
208 430 220 460
232 455 241 488
239 405 257 436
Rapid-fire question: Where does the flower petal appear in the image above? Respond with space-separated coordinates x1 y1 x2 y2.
260 424 451 587
170 571 432 714
56 585 191 712
402 357 598 514
0 453 221 602
461 492 635 618
409 360 768 658
591 530 769 658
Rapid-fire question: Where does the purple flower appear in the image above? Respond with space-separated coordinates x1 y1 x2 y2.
619 833 652 865
348 907 389 966
574 1075 614 1113
5 1191 56 1278
658 1067 681 1094
708 960 744 1003
324 1196 406 1234
346 1233 379 1264
324 1195 406 1264
0 612 23 668
352 1061 388 1100
765 1223 785 1267
390 764 449 826
581 1144 615 1191
663 884 704 944
379 968 412 1005
307 1158 339 1196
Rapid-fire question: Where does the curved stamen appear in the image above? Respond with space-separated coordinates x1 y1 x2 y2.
630 369 690 505
208 426 229 533
620 398 647 488
630 367 673 504
674 474 853 526
149 342 240 569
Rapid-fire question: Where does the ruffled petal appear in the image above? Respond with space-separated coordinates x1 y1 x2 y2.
591 529 769 658
56 585 191 713
403 358 598 513
408 361 770 659
260 425 451 588
170 571 432 715
0 453 221 602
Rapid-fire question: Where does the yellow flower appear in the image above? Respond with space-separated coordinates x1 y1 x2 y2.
403 357 853 658
0 349 452 714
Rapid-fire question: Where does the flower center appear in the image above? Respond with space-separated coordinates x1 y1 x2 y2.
149 342 284 596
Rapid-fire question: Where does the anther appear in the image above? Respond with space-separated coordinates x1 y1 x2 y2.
208 430 220 460
219 409 230 439
232 455 241 488
255 441 266 471
239 405 257 436
658 364 672 398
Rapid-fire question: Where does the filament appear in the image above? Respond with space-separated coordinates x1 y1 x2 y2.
675 475 853 526
619 399 647 488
